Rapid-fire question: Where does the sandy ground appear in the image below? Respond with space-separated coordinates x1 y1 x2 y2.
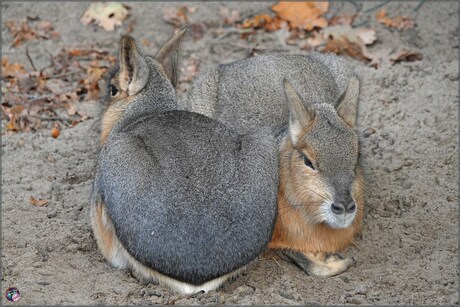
1 2 458 305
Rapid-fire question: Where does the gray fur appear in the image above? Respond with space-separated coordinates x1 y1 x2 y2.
187 52 361 214
187 53 357 138
93 37 278 285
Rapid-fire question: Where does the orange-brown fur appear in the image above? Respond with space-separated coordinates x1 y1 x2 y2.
268 136 364 254
100 79 133 145
91 200 115 260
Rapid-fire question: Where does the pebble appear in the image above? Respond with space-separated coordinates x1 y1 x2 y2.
66 244 79 252
446 67 459 81
448 71 459 81
397 77 408 86
236 285 254 297
47 155 56 163
347 297 366 304
278 290 295 300
362 127 376 138
47 212 58 219
402 181 413 189
340 276 350 283
378 90 392 103
144 289 162 297
37 281 50 286
355 285 368 295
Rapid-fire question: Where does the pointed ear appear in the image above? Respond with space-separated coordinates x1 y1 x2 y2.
155 28 188 88
336 76 360 128
118 35 149 95
283 79 315 146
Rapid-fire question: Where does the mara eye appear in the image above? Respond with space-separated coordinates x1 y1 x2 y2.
303 155 315 170
110 84 119 96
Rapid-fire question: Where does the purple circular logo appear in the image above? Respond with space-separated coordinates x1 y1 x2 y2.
5 287 21 302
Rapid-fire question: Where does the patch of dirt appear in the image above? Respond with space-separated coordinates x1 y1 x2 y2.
1 2 458 305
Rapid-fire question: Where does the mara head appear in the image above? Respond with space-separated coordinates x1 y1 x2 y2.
280 78 364 230
99 29 187 144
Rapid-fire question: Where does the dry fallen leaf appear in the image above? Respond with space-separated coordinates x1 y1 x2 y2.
322 38 370 61
365 48 423 68
320 25 377 61
329 14 357 26
365 48 393 68
2 104 26 132
390 49 423 64
5 19 56 47
5 20 38 47
376 10 415 31
162 6 194 28
30 195 49 207
242 14 272 29
2 58 27 78
271 2 329 31
84 66 106 100
241 14 285 32
63 98 79 116
81 2 130 31
305 31 325 47
36 20 53 33
2 45 110 134
323 25 377 45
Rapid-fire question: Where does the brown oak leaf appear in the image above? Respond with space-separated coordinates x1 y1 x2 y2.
271 2 329 31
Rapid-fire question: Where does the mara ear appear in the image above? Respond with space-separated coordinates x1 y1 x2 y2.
283 79 315 146
118 35 149 96
155 28 188 88
336 76 360 128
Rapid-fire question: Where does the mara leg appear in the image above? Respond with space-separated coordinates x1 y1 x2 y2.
278 250 355 277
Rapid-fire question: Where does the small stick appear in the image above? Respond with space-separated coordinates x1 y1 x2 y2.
346 0 363 12
48 70 83 79
213 28 253 42
21 114 72 122
25 46 37 71
413 0 427 12
353 19 370 28
363 0 391 13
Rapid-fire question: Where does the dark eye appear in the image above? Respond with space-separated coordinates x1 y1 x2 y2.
110 84 119 96
303 155 315 170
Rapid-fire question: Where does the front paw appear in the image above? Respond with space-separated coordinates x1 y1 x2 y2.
309 253 355 277
278 250 355 277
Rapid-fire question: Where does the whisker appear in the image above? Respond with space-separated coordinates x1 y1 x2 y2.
301 186 330 202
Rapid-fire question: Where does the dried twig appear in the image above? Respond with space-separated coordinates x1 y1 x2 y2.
363 0 391 13
346 0 363 12
20 114 73 122
413 0 427 12
25 46 37 71
353 19 370 28
48 70 83 79
212 28 253 42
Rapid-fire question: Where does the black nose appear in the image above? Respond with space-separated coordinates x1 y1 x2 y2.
331 202 345 214
346 201 356 213
331 202 356 215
